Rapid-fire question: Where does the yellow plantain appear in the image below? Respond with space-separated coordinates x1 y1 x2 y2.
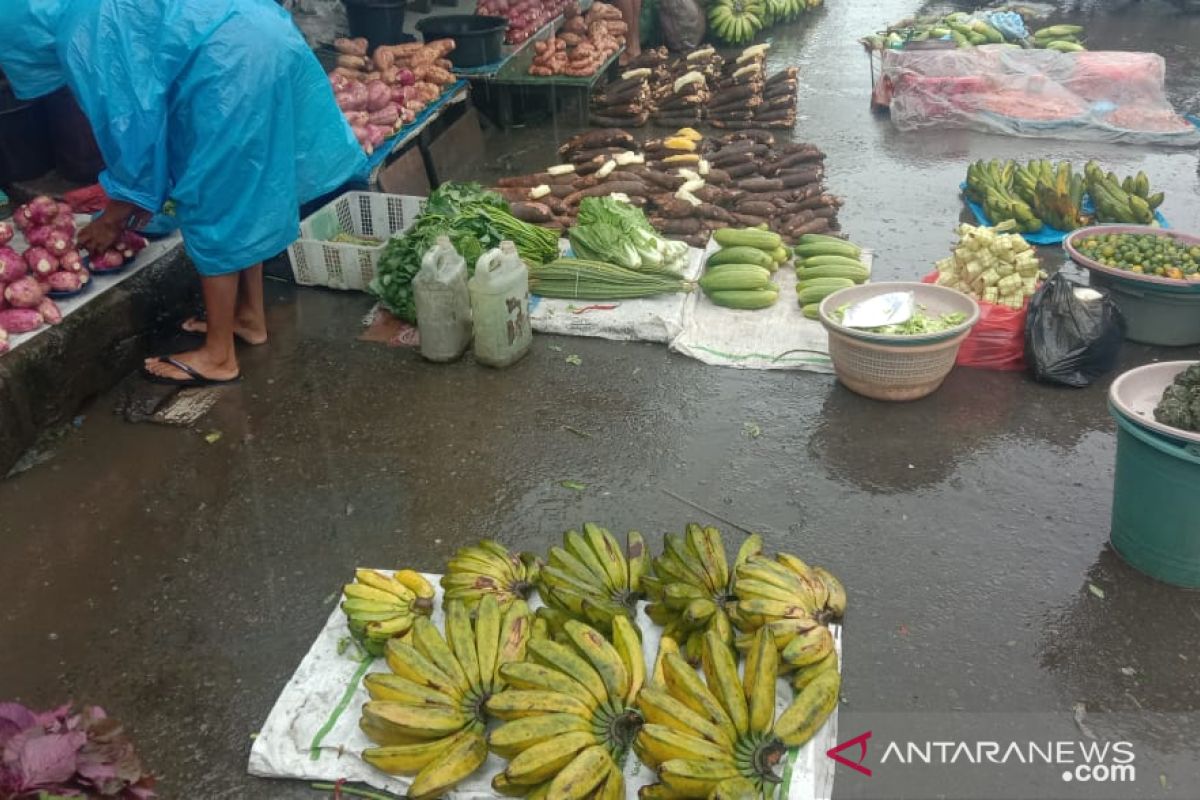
359 716 431 747
445 599 482 692
658 758 740 797
527 638 609 706
662 653 737 743
626 530 647 594
391 569 435 600
491 770 532 797
564 620 629 705
636 723 736 768
503 730 597 785
701 630 749 738
775 553 816 582
637 686 734 749
702 526 730 590
775 669 841 747
781 624 834 669
813 566 847 618
611 615 645 704
564 529 614 589
584 523 627 591
497 662 598 708
487 712 593 759
384 638 463 699
360 701 469 740
409 618 470 693
731 533 763 576
494 598 532 688
486 690 594 721
361 729 462 774
474 594 502 694
710 776 760 800
686 524 723 592
596 758 624 800
343 583 407 606
355 569 416 602
408 727 488 800
651 635 679 688
363 673 456 707
547 744 612 800
792 648 838 692
745 628 777 735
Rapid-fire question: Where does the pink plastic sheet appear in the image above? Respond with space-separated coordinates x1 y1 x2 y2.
881 47 1200 146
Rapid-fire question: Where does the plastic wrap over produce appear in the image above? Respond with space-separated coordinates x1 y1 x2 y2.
882 47 1200 146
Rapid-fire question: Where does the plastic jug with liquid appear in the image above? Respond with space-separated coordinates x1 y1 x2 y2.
413 236 472 362
468 240 531 368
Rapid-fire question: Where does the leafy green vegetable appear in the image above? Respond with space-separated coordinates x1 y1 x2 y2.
570 197 688 273
1153 365 1200 432
368 182 559 322
835 304 967 335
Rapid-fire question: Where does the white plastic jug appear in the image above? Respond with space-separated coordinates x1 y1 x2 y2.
469 241 531 368
413 236 472 362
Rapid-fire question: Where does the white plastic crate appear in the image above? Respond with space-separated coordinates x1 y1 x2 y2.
287 191 425 291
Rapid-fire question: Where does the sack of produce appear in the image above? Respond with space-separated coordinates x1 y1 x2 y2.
1024 273 1124 388
659 0 706 51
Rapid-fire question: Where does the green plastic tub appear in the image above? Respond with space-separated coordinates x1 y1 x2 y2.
1090 271 1200 346
1109 404 1200 588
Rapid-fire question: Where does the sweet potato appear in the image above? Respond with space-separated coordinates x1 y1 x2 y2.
37 297 62 325
47 271 81 293
0 307 43 333
0 247 26 281
510 202 554 223
4 276 45 308
564 181 648 205
650 217 702 234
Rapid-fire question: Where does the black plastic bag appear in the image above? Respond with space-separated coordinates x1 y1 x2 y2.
1025 273 1125 387
659 0 705 51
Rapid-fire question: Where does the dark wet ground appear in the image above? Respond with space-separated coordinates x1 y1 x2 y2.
3 1 1200 797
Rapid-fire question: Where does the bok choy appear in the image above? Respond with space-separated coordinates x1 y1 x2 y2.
568 197 689 274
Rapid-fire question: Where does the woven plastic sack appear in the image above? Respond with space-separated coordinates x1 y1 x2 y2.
922 271 1026 371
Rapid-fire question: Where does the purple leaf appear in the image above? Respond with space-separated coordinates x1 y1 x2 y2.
14 730 86 788
0 702 37 748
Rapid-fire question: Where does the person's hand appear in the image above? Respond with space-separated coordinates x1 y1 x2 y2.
77 200 150 255
77 211 125 256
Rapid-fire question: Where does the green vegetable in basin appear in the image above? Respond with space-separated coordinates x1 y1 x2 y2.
834 304 967 336
1154 364 1200 432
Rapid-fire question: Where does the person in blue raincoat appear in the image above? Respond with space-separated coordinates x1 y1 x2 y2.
0 0 367 385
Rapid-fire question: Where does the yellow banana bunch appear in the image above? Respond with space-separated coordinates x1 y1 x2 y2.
731 552 845 674
342 569 436 656
486 616 645 799
359 596 531 799
535 523 647 633
643 525 761 664
442 539 541 610
636 629 840 798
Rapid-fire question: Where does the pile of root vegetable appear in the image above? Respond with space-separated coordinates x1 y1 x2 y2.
528 3 627 78
491 127 840 247
329 37 460 154
589 44 797 129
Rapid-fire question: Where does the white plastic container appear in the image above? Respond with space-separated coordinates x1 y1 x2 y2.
469 241 531 368
413 236 472 362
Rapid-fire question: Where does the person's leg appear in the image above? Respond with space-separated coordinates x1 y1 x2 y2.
181 262 268 344
615 0 641 64
145 272 241 381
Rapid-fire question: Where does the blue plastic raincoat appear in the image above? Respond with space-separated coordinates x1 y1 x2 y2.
0 0 367 275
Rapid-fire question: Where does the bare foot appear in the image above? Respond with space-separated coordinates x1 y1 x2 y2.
143 348 240 383
181 316 268 345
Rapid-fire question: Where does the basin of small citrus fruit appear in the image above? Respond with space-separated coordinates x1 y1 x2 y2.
1065 225 1200 288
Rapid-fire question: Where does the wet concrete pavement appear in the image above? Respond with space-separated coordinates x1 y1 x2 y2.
3 1 1200 797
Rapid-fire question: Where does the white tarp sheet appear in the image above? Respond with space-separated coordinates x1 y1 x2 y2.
249 571 841 799
529 246 705 344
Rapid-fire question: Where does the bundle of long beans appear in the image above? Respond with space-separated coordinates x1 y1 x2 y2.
529 258 693 300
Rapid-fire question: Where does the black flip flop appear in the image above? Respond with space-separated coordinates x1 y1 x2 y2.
140 356 241 387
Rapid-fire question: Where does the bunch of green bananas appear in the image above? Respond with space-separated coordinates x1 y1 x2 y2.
535 524 647 632
442 539 541 610
358 596 531 798
1085 161 1162 225
643 526 761 664
965 160 1044 233
636 628 840 798
731 552 845 677
342 569 435 656
1012 160 1088 232
708 0 766 45
1033 24 1086 52
486 616 645 799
